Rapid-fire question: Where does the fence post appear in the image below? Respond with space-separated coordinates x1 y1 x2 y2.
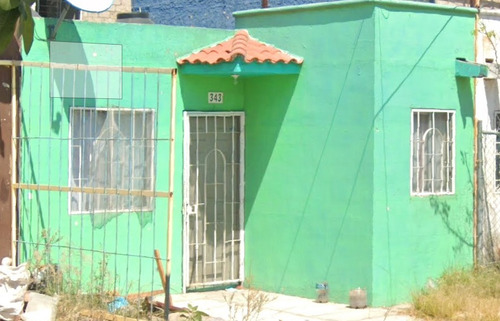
476 120 483 265
164 68 177 321
10 65 18 266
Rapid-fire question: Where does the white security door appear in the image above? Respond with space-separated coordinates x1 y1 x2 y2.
183 112 244 289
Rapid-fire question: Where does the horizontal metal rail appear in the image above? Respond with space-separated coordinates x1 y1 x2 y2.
17 240 160 260
13 183 172 198
15 137 173 141
0 60 175 74
481 130 500 135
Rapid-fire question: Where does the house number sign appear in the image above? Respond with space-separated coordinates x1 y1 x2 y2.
208 92 223 104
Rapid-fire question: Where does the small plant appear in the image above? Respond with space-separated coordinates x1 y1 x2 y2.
28 229 63 294
25 231 130 321
180 303 209 321
224 285 275 321
84 254 116 310
479 22 500 76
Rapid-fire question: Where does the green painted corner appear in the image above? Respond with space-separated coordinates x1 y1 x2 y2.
371 6 475 305
237 1 475 307
238 3 376 304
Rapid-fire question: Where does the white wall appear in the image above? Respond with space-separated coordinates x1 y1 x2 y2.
477 10 500 262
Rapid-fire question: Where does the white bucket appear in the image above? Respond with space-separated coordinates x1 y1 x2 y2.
349 288 367 309
22 292 59 321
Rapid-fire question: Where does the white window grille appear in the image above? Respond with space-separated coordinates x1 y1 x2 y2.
69 108 155 214
411 110 455 195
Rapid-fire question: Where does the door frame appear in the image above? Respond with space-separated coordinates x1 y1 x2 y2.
182 111 245 291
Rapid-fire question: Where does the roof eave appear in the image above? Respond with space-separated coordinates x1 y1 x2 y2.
178 59 302 77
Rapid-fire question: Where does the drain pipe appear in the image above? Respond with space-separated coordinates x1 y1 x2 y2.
262 0 268 8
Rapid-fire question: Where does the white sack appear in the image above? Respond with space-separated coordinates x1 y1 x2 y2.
0 260 30 321
22 292 59 321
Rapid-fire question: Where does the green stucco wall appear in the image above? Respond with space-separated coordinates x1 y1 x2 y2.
371 4 475 305
19 65 176 294
18 0 476 307
20 19 234 295
236 0 475 306
236 2 376 303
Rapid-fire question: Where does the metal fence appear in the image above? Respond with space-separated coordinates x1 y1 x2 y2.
2 59 177 319
477 121 500 264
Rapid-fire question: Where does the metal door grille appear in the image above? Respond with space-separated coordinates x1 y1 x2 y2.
184 112 244 289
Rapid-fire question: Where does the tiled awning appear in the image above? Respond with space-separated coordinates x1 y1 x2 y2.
177 30 303 76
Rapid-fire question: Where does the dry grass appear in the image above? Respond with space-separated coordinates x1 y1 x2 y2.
53 291 155 321
412 265 500 321
25 231 159 321
29 258 117 321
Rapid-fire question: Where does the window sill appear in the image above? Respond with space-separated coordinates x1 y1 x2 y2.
410 192 455 197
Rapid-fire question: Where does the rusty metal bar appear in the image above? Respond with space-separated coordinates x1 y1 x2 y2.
0 60 174 74
12 183 172 198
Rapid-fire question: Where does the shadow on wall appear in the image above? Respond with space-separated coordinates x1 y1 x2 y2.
429 196 473 255
456 76 473 129
231 13 475 306
241 20 374 300
243 74 299 220
18 19 117 256
42 20 97 135
42 23 149 229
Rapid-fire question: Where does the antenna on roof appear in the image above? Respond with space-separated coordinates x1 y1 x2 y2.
50 0 115 40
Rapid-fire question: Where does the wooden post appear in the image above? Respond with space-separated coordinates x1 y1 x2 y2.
155 249 173 308
154 249 167 290
164 69 177 320
0 37 20 261
10 64 17 266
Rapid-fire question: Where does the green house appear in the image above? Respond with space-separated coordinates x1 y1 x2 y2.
17 0 476 307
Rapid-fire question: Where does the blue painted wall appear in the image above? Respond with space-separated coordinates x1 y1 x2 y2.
132 0 337 29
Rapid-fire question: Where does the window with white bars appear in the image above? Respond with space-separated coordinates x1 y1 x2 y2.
69 108 155 214
411 110 455 195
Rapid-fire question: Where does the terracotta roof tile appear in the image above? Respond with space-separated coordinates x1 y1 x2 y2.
177 30 303 65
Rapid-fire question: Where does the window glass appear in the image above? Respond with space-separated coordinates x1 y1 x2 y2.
70 108 154 214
